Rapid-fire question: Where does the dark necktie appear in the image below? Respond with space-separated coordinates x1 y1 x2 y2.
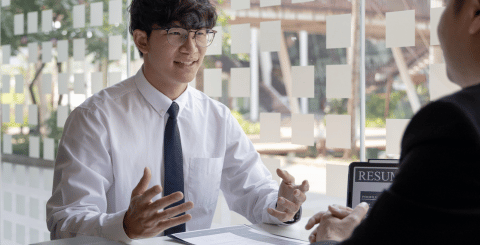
163 102 186 235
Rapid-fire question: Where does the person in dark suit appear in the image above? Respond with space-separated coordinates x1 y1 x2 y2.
306 0 480 244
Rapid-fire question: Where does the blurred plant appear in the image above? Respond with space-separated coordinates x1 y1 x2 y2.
231 110 260 135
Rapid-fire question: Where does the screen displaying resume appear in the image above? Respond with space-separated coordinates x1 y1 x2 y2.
351 166 398 208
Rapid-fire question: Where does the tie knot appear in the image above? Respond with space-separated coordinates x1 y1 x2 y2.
168 102 179 119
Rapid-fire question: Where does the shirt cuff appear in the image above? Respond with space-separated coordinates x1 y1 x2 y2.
283 206 302 225
101 209 134 244
266 202 302 226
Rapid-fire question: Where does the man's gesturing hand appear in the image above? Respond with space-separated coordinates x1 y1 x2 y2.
267 169 309 222
123 167 194 239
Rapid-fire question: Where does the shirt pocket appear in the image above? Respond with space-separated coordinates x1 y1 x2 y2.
187 157 224 207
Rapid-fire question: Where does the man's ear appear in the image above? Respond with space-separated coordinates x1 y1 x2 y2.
133 29 149 56
469 0 480 35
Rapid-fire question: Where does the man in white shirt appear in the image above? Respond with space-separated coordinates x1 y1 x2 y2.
46 0 309 243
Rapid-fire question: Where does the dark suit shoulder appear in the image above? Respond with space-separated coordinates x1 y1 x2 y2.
400 99 479 157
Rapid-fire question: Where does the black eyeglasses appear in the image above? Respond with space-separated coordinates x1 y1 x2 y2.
152 27 217 47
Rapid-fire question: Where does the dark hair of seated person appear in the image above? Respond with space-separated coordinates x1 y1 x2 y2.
128 0 218 57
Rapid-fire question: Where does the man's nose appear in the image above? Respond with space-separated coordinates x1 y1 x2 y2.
180 32 198 53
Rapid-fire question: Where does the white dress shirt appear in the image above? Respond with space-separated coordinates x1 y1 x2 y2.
46 67 291 243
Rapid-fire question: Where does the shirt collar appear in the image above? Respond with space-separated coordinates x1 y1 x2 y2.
134 65 189 118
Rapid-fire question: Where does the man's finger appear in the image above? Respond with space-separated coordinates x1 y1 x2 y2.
140 185 162 204
277 197 298 213
305 212 325 230
152 201 194 222
331 204 353 212
328 205 351 219
293 189 307 204
149 191 184 211
299 180 310 193
276 169 295 184
309 229 318 243
267 207 290 222
131 167 151 198
157 213 192 232
345 202 369 224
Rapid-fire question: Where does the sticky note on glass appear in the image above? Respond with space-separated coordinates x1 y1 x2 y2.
109 35 122 60
292 0 313 3
43 138 55 161
326 114 351 149
74 73 85 94
203 68 222 97
386 10 415 48
231 24 250 54
28 168 40 188
2 104 10 123
386 0 404 11
429 63 461 101
4 192 12 210
261 157 282 183
42 74 52 94
205 26 222 56
108 72 121 87
57 40 68 63
190 77 196 88
29 136 40 158
73 4 85 29
15 194 27 213
42 10 53 32
261 0 280 7
2 0 10 7
42 41 52 63
326 64 352 99
292 113 314 146
28 42 38 63
260 21 281 52
326 14 352 49
2 75 10 93
14 14 24 35
15 105 23 124
386 119 410 155
58 73 69 94
57 106 68 128
430 7 445 46
230 67 250 97
15 75 23 94
29 197 40 219
260 113 280 143
231 0 250 10
91 72 104 94
3 45 11 64
27 12 38 34
109 0 122 25
133 44 140 60
3 134 12 154
29 105 38 125
292 66 314 98
90 2 104 27
73 38 85 61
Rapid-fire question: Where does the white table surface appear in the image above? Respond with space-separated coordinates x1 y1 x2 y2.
31 218 313 245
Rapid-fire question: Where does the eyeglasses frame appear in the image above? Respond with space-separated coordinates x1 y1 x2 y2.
151 27 217 47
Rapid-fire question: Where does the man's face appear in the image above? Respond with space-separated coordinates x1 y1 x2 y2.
144 24 207 85
437 0 468 84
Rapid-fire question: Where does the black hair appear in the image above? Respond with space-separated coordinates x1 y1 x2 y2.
128 0 218 58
